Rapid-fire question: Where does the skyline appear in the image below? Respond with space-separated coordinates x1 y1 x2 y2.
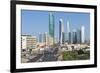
21 10 90 41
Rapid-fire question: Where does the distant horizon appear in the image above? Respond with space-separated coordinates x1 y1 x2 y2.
21 10 90 41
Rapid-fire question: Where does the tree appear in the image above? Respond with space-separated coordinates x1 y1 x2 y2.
78 49 84 54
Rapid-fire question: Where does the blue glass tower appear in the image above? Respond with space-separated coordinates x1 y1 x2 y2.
49 13 55 44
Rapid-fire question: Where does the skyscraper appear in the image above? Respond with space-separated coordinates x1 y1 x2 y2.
49 13 55 45
81 25 85 43
38 32 43 43
38 32 45 43
67 21 72 44
77 29 81 44
43 32 49 45
72 29 77 44
59 19 64 44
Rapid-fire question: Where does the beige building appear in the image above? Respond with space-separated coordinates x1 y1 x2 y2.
21 35 37 50
48 35 54 46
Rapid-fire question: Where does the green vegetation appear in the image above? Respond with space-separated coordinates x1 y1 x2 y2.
62 50 90 61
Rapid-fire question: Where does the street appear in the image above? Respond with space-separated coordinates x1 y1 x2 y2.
28 48 59 62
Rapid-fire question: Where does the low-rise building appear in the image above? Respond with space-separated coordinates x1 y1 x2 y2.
21 35 37 51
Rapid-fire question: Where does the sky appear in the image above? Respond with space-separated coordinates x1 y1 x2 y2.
21 10 90 41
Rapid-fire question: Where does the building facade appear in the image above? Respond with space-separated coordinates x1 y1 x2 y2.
72 29 77 44
67 21 72 44
38 32 43 43
59 19 64 44
49 13 55 45
81 25 85 43
77 29 81 44
21 35 37 51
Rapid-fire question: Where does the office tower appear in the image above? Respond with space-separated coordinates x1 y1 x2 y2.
67 21 72 44
49 13 55 45
64 21 67 43
59 19 64 44
38 33 42 43
21 35 37 50
64 33 67 43
43 32 49 45
77 29 81 44
81 25 85 43
72 29 77 44
43 32 46 43
38 32 44 43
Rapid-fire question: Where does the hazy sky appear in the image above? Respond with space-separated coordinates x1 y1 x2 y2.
21 10 90 40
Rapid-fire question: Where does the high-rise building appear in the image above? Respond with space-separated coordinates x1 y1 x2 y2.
72 29 77 44
21 35 37 51
59 19 64 44
38 32 48 44
43 32 49 45
67 21 72 44
49 13 55 45
38 32 43 43
77 29 81 44
81 25 85 43
43 32 46 43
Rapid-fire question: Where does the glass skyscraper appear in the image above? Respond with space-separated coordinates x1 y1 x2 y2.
77 29 81 44
38 33 43 43
72 29 77 44
49 13 55 44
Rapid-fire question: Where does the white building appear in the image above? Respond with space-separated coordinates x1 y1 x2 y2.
43 32 50 46
59 19 64 44
67 21 72 44
81 25 85 43
21 35 37 50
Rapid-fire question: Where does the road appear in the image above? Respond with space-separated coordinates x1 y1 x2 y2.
28 48 59 62
28 54 43 62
